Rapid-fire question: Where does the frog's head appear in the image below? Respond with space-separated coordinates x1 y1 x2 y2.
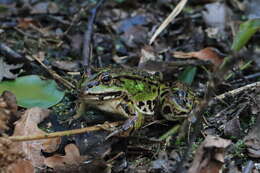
80 69 126 101
80 68 159 117
81 68 158 102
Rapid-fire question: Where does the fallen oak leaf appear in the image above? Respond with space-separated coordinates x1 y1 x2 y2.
0 58 23 82
44 144 87 170
6 159 34 173
173 47 223 67
12 107 61 168
0 91 18 132
0 138 25 171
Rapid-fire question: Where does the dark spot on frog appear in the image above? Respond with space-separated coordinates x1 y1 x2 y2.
163 105 172 114
147 100 153 110
98 95 104 101
160 91 169 98
121 104 131 114
138 101 145 107
123 95 130 102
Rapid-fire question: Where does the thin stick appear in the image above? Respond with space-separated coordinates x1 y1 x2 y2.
149 0 188 44
215 81 260 100
82 0 106 75
7 121 123 142
31 54 75 89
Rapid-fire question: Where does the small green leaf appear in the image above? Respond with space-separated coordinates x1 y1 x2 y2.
0 75 65 108
178 66 197 85
231 19 260 52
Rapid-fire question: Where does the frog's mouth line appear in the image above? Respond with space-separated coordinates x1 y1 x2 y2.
83 91 123 101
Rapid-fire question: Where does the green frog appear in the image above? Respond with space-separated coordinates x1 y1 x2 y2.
77 68 197 136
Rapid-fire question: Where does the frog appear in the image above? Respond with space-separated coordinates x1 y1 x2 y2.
77 68 198 136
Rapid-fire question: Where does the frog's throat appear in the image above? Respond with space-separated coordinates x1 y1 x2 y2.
82 91 123 101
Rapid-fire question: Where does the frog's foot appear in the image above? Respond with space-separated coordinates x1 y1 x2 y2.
105 115 138 140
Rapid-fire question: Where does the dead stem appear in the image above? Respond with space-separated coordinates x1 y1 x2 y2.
7 121 123 142
82 0 107 76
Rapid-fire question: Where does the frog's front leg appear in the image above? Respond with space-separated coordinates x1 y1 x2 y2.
106 109 143 139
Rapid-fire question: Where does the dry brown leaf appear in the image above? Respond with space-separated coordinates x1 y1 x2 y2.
173 47 223 67
44 144 87 170
6 160 34 173
188 135 231 173
12 107 61 168
0 138 25 170
0 91 18 132
0 59 23 82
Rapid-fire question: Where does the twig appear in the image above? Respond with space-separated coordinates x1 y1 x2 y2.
107 152 125 163
230 72 260 84
31 54 75 89
214 81 260 100
149 0 188 44
82 0 107 75
7 121 123 142
14 27 39 39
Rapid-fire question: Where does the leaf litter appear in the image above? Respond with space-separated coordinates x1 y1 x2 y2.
0 0 260 172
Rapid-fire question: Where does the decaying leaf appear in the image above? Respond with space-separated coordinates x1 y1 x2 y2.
188 135 231 173
0 58 23 82
12 107 61 168
0 138 25 171
0 91 18 132
6 159 34 173
173 47 223 67
138 45 157 68
51 60 80 72
44 144 87 170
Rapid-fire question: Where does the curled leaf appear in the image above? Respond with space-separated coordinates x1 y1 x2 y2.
173 47 223 66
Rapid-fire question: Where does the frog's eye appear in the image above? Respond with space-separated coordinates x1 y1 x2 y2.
100 73 112 84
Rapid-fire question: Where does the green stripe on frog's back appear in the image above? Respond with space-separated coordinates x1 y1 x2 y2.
114 75 160 102
112 74 161 115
